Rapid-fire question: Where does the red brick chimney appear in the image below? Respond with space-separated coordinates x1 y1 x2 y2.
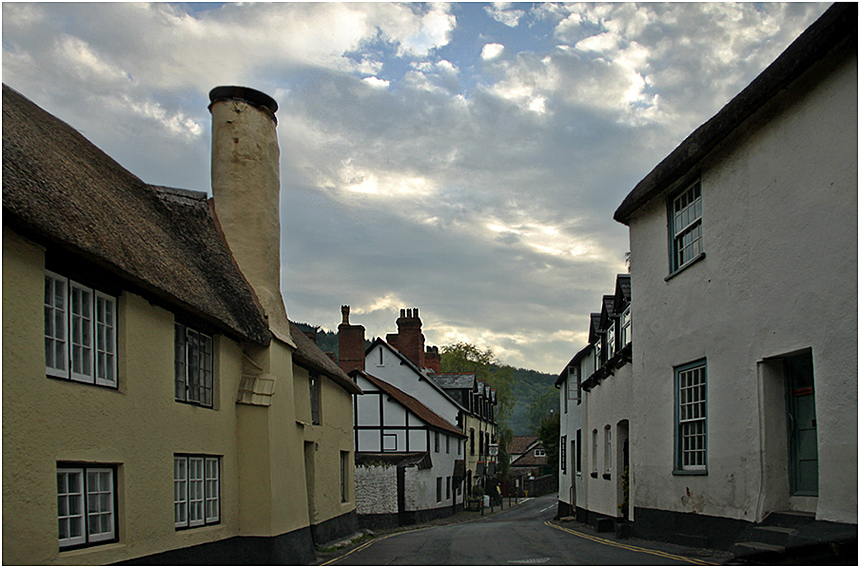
338 305 365 373
387 308 425 369
425 345 441 373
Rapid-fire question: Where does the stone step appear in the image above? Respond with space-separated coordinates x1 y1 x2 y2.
732 541 786 560
750 525 797 546
765 510 815 528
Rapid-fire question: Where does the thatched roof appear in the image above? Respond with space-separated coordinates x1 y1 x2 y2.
614 3 857 224
2 84 271 346
289 321 361 394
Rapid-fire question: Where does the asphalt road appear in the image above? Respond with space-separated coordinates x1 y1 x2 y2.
327 493 726 565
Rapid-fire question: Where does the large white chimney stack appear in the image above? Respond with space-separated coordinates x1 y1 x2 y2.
208 86 292 345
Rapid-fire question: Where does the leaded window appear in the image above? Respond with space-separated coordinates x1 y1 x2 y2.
174 323 213 407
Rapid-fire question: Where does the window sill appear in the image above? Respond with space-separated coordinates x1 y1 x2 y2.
665 252 706 281
672 469 708 476
59 541 124 557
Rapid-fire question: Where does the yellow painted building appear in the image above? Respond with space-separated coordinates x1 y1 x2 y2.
2 84 361 564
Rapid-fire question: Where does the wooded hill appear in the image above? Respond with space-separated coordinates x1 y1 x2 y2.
293 323 559 435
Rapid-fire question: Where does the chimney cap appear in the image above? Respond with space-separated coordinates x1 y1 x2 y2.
209 85 278 117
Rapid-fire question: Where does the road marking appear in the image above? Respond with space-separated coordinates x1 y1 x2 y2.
544 521 720 566
319 525 433 566
508 558 550 564
539 504 555 513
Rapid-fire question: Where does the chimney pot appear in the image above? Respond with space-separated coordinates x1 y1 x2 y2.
342 305 350 324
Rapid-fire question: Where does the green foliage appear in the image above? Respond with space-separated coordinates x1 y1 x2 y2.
440 342 514 422
526 386 559 434
537 412 560 479
509 368 558 435
494 425 514 481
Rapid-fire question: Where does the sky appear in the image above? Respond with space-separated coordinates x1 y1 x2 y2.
2 2 831 374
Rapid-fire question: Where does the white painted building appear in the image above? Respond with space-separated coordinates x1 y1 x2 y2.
612 3 856 554
556 344 590 519
351 370 466 527
556 275 633 528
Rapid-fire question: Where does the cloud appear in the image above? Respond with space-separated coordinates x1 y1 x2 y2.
485 3 526 28
2 2 830 372
481 43 505 60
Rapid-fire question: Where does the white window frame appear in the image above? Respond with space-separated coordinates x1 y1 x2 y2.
57 465 116 549
174 455 220 529
671 181 703 272
45 272 117 387
534 448 546 458
604 426 612 475
606 323 616 358
675 361 708 473
620 307 632 347
174 323 214 407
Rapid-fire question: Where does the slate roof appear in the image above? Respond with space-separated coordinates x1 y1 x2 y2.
614 3 857 224
588 313 602 344
2 84 271 345
353 370 466 438
428 373 477 390
289 321 361 395
613 274 631 314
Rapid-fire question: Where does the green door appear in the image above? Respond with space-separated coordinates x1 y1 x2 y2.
785 353 818 496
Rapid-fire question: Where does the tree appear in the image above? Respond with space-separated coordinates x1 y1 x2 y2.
525 386 558 435
440 342 514 422
537 412 560 478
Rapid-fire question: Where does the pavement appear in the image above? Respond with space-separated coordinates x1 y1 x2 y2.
313 496 734 566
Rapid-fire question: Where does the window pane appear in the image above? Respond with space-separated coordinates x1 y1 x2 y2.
205 458 220 523
45 274 69 375
58 469 86 547
70 283 94 381
174 324 187 401
95 294 117 386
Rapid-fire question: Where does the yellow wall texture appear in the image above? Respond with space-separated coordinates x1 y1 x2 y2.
292 364 356 526
1 227 351 564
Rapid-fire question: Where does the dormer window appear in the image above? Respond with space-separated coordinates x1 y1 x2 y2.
620 307 632 346
606 323 616 358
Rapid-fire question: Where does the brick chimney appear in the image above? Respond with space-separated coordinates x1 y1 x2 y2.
425 345 441 373
208 85 292 345
387 308 425 369
338 305 365 373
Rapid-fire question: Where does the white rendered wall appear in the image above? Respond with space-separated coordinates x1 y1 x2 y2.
370 344 461 427
559 364 585 512
627 47 857 525
583 364 633 520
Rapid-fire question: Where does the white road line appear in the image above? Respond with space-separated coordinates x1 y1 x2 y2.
539 504 555 513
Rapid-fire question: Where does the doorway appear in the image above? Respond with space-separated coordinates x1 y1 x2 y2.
785 352 818 497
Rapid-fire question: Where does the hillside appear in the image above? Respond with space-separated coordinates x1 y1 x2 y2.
293 322 558 435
